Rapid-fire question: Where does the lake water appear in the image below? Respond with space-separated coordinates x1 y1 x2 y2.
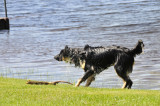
0 0 160 90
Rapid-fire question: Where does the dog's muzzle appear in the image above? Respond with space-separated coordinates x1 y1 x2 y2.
54 54 62 61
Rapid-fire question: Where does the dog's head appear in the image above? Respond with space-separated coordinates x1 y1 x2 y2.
54 45 72 62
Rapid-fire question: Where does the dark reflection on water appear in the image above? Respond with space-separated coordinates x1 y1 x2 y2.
0 0 160 90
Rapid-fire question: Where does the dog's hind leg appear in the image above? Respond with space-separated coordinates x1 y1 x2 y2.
121 77 133 89
120 75 129 89
114 57 134 89
119 75 133 89
126 76 133 89
114 66 132 89
75 70 94 87
85 74 95 87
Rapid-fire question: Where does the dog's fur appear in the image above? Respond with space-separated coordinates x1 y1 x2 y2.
54 40 144 89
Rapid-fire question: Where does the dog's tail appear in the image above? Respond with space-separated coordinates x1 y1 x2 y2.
128 40 144 57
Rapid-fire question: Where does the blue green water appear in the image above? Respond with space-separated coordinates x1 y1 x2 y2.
0 0 160 90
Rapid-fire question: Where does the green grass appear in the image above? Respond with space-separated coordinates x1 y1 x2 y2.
0 77 160 106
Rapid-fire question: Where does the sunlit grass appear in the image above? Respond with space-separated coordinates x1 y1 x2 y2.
0 77 160 106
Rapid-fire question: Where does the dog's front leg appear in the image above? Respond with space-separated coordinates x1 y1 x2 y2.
75 70 94 87
75 78 82 87
85 74 95 87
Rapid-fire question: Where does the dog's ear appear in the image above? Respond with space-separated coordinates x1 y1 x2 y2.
65 45 69 49
79 51 88 59
84 44 90 50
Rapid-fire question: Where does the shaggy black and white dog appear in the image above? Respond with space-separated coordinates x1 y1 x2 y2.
54 40 144 89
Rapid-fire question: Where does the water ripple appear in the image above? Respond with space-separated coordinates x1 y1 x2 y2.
0 0 160 90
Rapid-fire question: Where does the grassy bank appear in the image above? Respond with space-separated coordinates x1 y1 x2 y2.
0 77 160 106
